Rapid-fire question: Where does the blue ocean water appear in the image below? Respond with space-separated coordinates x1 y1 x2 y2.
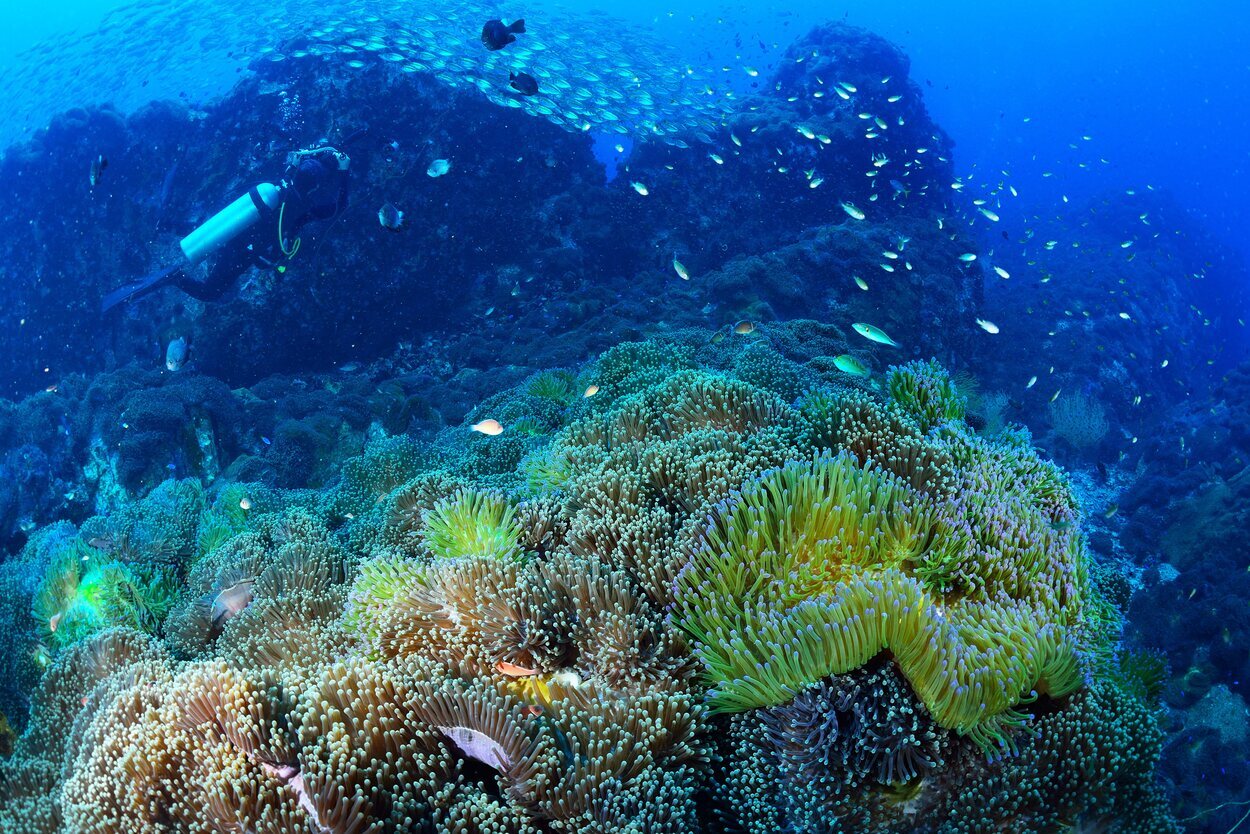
0 1 1246 831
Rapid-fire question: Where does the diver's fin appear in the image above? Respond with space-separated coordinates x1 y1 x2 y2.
510 18 525 33
100 264 181 312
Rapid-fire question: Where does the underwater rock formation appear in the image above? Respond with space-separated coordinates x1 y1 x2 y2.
0 22 976 399
0 22 994 556
971 187 1243 470
0 362 443 552
0 337 1177 833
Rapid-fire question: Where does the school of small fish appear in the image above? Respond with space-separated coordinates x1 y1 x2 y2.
0 0 736 149
7 0 1206 418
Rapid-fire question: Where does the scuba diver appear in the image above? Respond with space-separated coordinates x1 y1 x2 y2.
102 145 351 311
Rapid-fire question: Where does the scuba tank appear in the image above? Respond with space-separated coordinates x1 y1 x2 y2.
179 182 281 264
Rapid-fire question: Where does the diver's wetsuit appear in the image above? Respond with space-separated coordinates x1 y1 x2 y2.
174 152 349 301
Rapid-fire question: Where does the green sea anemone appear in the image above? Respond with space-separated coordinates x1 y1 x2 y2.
675 450 1086 748
886 359 967 433
31 543 178 649
526 370 578 403
423 489 523 561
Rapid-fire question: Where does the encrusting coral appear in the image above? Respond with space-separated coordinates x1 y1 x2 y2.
0 338 1176 833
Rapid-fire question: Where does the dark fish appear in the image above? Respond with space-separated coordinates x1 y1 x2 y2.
481 18 525 51
89 154 108 187
509 71 539 96
378 201 405 230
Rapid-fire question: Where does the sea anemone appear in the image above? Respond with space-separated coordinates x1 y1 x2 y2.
675 451 1087 747
0 339 1176 832
31 542 178 649
422 488 523 561
526 370 578 403
886 359 968 432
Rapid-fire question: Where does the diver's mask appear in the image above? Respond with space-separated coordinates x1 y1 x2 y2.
285 146 350 173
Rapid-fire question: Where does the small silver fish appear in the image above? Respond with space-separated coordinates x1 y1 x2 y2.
165 337 189 371
378 202 405 230
89 154 108 187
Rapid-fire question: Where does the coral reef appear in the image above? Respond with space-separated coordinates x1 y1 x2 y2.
0 338 1176 832
0 11 1225 831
